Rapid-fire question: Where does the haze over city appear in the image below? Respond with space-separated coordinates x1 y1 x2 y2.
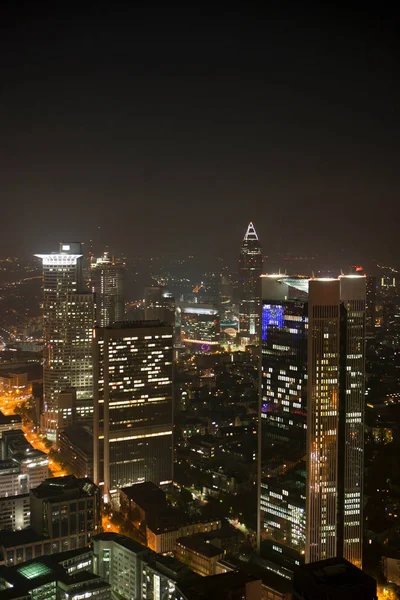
0 5 399 600
0 4 399 263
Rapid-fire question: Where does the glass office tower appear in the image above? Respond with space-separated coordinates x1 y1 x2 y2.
35 243 94 439
259 275 365 568
93 321 174 503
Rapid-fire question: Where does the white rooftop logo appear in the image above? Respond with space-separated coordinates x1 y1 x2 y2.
244 222 258 241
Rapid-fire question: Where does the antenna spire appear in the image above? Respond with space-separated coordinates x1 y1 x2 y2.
244 222 259 241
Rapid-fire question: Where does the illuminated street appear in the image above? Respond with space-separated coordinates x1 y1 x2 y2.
0 392 68 478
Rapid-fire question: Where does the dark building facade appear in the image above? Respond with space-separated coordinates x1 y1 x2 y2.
292 557 377 600
30 475 101 550
144 286 175 327
91 252 125 327
238 222 263 343
93 321 174 503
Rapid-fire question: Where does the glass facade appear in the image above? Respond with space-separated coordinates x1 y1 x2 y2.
94 322 174 502
239 222 262 341
35 243 94 439
179 305 220 352
306 280 341 563
259 276 366 568
260 281 308 561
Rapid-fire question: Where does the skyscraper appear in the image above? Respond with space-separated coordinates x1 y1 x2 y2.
93 321 174 504
144 286 175 326
259 275 366 568
35 243 94 439
239 222 263 342
178 304 220 353
91 251 125 326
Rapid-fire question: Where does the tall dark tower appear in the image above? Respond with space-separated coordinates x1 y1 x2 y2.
91 251 125 327
239 222 263 342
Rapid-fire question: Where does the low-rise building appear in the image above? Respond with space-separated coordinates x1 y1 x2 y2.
142 553 199 599
175 534 224 576
177 571 262 600
120 481 167 531
30 475 101 549
292 557 377 600
58 425 93 479
0 494 30 531
93 533 149 599
93 532 199 600
1 429 49 491
216 554 293 600
382 552 400 586
0 414 22 448
0 553 111 600
146 514 221 554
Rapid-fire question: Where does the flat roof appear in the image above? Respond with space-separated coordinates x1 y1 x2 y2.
120 481 166 508
0 527 47 549
31 475 97 500
59 425 93 456
93 532 147 555
176 535 223 558
296 557 375 588
0 412 22 425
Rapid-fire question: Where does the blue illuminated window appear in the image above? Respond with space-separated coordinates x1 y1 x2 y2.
262 304 285 340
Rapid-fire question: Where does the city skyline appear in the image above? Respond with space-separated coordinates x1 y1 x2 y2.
0 5 398 597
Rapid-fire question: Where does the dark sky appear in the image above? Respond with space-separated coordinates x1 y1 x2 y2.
0 4 399 263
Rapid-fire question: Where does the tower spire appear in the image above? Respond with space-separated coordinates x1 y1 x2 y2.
244 222 259 241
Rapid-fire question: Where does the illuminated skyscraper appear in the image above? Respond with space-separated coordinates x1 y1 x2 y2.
91 251 125 326
93 321 173 503
239 222 263 342
35 243 94 439
178 304 220 353
259 275 365 568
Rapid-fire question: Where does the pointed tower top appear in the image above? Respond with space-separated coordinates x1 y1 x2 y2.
244 222 259 242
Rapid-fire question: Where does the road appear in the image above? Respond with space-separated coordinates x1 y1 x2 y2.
0 393 67 477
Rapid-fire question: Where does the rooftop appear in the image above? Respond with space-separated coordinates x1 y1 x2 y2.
176 534 223 558
93 532 147 555
59 425 93 456
121 481 167 509
0 527 47 549
0 412 22 425
31 475 98 501
295 557 376 590
98 320 172 331
178 571 260 600
218 554 292 595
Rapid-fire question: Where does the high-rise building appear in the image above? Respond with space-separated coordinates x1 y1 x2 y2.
144 286 175 326
178 304 220 353
93 321 173 503
91 252 125 327
35 243 94 438
239 222 263 342
259 275 366 568
366 275 376 334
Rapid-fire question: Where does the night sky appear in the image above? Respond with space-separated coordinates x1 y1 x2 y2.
1 4 399 263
